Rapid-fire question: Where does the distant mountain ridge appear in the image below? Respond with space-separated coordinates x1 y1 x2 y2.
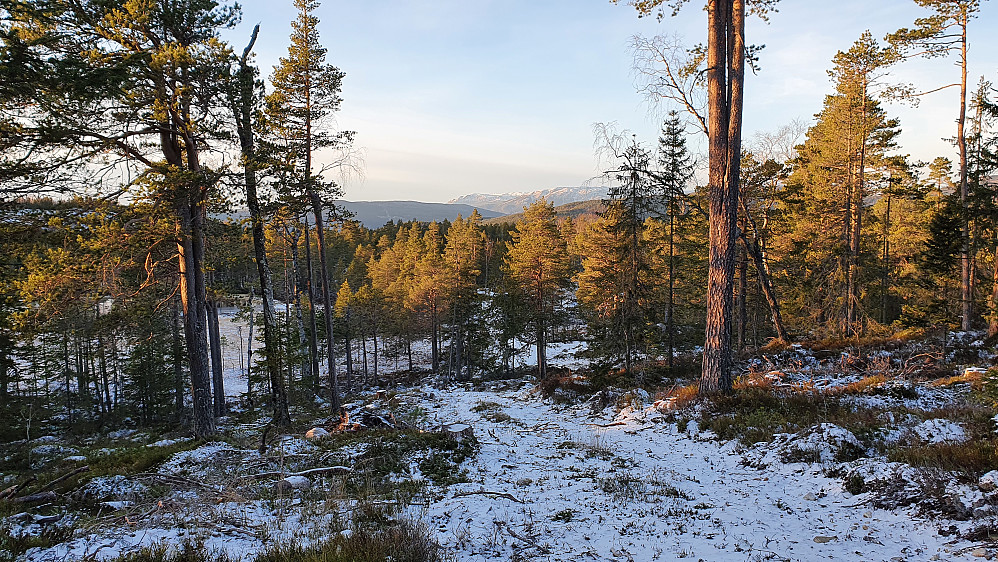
213 201 502 229
337 200 502 228
482 199 605 225
448 186 609 215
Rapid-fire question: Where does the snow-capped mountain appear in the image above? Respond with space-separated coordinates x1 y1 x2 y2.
448 186 609 215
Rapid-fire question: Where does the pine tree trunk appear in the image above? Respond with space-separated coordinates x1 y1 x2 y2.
247 287 254 407
291 225 310 392
738 195 790 343
207 299 226 417
303 217 320 394
345 309 353 392
701 0 741 394
959 11 972 331
172 292 184 421
310 196 340 411
537 319 546 379
431 302 439 373
177 201 215 438
737 242 747 353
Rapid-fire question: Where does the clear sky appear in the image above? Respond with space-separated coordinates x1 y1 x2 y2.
230 0 998 203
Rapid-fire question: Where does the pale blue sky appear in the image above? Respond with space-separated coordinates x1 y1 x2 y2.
231 0 998 202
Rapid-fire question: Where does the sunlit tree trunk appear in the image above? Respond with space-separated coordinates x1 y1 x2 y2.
701 0 743 393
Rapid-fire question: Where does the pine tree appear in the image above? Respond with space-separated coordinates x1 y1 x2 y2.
888 0 984 330
504 201 571 379
615 0 780 392
443 212 484 379
266 0 354 412
7 0 243 436
782 33 900 335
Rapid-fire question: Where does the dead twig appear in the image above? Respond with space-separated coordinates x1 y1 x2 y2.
585 421 627 428
11 491 57 504
495 520 550 553
134 472 215 491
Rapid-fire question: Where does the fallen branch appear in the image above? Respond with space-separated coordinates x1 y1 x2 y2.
0 476 36 500
243 466 353 480
843 496 875 508
38 465 90 493
12 491 57 504
453 490 523 503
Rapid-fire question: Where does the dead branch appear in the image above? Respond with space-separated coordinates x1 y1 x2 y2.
0 476 36 500
453 490 523 503
495 520 550 553
243 466 353 480
11 491 57 504
37 465 90 493
134 472 215 490
586 421 628 428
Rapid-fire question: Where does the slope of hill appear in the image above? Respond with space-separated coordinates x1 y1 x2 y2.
449 186 609 214
483 199 605 225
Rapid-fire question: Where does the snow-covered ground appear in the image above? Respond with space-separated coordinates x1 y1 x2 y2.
19 379 995 561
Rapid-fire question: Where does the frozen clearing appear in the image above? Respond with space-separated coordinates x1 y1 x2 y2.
23 380 986 561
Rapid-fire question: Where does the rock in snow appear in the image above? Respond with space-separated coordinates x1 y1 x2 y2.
979 470 998 493
273 475 312 494
304 427 330 440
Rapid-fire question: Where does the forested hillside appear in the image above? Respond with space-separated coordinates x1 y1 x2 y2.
2 0 998 560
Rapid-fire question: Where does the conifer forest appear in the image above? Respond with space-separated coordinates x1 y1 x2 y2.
4 0 998 560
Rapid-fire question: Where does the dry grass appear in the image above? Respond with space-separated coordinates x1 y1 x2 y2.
829 374 889 395
930 370 987 391
653 383 700 412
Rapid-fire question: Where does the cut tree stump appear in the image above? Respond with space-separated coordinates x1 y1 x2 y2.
440 423 474 442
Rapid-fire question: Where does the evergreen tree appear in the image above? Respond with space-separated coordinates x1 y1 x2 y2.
443 212 484 379
504 201 571 379
888 0 984 330
226 24 290 426
782 33 900 335
266 0 354 412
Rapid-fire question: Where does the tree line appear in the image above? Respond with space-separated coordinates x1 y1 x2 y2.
1 0 996 437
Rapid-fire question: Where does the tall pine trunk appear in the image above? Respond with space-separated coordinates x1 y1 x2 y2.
177 201 214 437
231 27 291 426
172 292 184 421
303 217 321 394
701 0 743 393
291 223 310 392
958 10 972 331
310 195 340 411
